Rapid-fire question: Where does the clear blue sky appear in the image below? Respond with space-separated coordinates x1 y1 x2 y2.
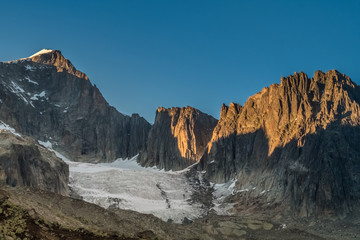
1 1 359 122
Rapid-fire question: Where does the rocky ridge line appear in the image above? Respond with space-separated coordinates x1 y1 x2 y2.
199 70 360 217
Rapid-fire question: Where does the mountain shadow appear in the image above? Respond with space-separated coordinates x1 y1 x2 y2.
199 122 360 218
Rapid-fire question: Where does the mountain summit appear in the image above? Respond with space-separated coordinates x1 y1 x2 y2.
0 49 151 162
29 49 55 58
28 49 89 80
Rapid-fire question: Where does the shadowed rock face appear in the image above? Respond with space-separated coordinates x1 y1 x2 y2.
0 50 151 162
199 70 360 217
139 106 217 170
0 132 69 195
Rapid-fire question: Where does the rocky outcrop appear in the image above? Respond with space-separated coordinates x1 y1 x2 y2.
0 49 151 162
140 106 217 170
0 131 69 195
200 70 360 217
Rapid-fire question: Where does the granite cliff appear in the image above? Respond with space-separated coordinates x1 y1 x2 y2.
0 49 151 162
0 129 69 195
199 70 360 217
139 106 217 170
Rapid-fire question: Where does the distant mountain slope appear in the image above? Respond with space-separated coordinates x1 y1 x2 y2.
0 49 151 162
199 70 360 217
139 106 217 170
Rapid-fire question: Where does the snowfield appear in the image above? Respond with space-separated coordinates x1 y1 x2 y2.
67 157 206 223
36 139 235 223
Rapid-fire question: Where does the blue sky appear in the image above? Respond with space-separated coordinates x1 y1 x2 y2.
1 1 359 122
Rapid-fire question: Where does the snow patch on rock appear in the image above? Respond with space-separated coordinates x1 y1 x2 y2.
29 49 54 58
0 121 21 137
25 76 39 85
30 91 46 100
7 81 34 107
25 65 37 71
38 140 71 162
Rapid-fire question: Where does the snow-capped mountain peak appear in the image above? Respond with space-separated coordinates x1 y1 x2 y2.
29 49 55 58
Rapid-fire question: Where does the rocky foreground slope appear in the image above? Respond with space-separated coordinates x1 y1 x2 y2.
139 106 217 170
0 49 151 162
199 70 360 217
3 185 356 240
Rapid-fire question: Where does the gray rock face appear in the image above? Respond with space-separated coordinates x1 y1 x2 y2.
0 131 69 195
0 50 151 162
140 106 217 170
199 70 360 217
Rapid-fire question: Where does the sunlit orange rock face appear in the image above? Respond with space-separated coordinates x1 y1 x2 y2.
209 70 360 157
200 70 360 217
139 106 217 170
30 50 89 80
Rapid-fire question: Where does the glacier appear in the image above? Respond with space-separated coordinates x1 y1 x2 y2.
67 157 206 223
37 140 235 223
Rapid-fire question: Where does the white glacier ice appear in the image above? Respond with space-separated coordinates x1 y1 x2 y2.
37 141 233 222
67 157 205 223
